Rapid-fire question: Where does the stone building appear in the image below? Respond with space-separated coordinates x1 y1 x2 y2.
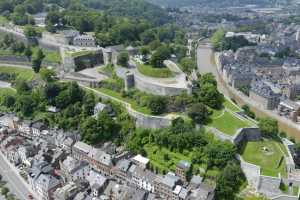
73 35 96 47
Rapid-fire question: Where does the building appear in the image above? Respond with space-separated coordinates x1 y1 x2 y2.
31 121 47 137
53 182 81 200
176 160 191 183
28 161 60 200
87 148 113 177
73 35 96 47
132 154 149 169
60 156 89 183
112 159 131 184
278 100 300 122
154 172 181 199
131 165 156 193
250 79 281 110
72 141 92 161
86 170 108 197
34 173 61 200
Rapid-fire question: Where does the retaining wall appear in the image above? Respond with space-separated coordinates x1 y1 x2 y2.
134 74 187 96
238 155 260 188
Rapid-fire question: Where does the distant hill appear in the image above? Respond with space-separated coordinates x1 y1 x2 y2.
80 0 172 25
147 0 273 8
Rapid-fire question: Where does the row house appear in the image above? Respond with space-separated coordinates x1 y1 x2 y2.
154 172 182 200
72 142 113 177
131 165 156 193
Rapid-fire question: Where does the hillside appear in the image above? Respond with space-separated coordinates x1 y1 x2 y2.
80 0 171 25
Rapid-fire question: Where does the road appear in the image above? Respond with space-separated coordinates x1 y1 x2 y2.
0 152 37 200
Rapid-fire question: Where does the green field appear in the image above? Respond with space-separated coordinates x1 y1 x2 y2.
0 66 35 81
32 47 61 63
241 138 288 177
96 88 152 115
137 63 174 78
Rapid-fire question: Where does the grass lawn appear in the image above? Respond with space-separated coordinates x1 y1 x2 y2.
0 66 35 81
240 138 287 177
96 88 152 115
137 63 174 78
208 110 252 135
223 98 241 112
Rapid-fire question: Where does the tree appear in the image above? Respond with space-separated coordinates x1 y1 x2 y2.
215 162 245 200
205 141 236 168
80 112 119 144
16 95 35 116
15 80 30 94
32 49 45 73
40 68 56 82
140 46 150 62
199 73 217 87
150 46 171 67
24 25 39 38
187 103 210 124
24 47 32 60
1 187 9 197
180 57 196 74
258 118 278 137
196 83 224 109
147 96 167 115
210 29 225 51
2 95 15 108
117 51 129 67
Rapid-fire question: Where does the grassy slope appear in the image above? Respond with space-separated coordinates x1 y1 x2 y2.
241 138 287 177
